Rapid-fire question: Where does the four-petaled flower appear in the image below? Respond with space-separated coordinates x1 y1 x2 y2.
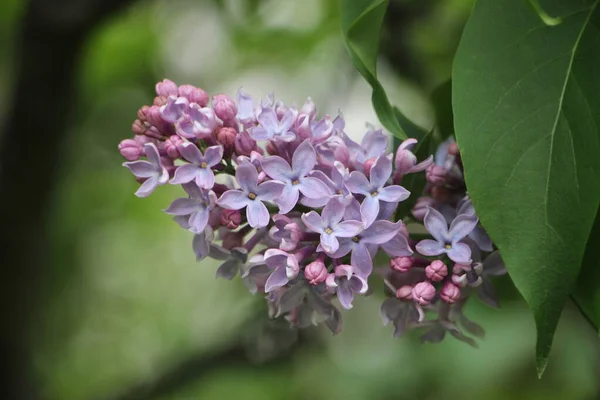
250 107 297 142
123 143 169 198
175 103 217 139
261 140 331 213
217 161 284 228
346 155 410 227
164 182 216 234
416 207 478 264
301 197 363 254
171 143 223 189
326 264 368 309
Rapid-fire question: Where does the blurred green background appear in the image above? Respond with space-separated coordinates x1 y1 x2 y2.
1 0 599 399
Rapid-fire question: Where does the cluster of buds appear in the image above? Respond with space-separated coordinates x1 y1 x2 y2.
118 79 505 343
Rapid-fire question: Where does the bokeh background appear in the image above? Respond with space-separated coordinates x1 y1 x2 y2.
1 0 599 399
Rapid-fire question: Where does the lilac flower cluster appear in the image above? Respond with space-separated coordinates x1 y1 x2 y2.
119 79 505 343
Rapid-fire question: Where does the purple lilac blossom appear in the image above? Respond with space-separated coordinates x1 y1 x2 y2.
164 183 216 234
171 143 224 188
123 143 169 198
326 264 368 309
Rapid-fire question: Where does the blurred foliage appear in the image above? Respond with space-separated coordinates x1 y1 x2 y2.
0 0 597 399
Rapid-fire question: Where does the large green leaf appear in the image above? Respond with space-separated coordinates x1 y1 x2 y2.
453 0 600 376
340 0 407 140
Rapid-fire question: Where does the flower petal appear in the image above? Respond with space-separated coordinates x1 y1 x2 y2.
275 186 299 214
345 171 370 195
292 139 317 177
170 164 199 185
264 266 289 293
257 107 278 132
298 177 331 199
449 214 479 242
236 89 254 123
217 190 249 210
329 239 354 259
415 239 446 257
447 242 472 264
335 220 364 237
193 232 210 261
123 160 156 178
255 180 285 201
369 155 392 189
189 210 209 233
261 156 292 182
246 200 270 228
182 182 203 198
301 211 325 233
204 145 224 166
215 260 239 280
144 143 162 166
361 220 401 244
135 177 158 198
322 197 347 226
194 167 215 189
360 195 380 228
343 198 362 221
381 232 413 257
236 161 259 193
378 185 410 203
179 142 204 164
320 232 339 253
351 243 373 278
164 198 200 215
336 280 355 310
423 207 450 244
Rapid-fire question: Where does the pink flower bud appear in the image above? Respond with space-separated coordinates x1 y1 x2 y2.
411 197 435 221
212 94 238 125
132 119 147 136
390 256 412 273
234 131 258 157
363 157 377 176
178 84 209 107
220 209 242 229
430 185 450 202
425 260 448 282
301 97 316 121
153 96 168 106
440 282 461 304
163 135 183 159
155 79 178 97
412 281 436 305
426 165 447 185
216 127 237 157
266 141 279 156
451 273 468 288
222 231 243 250
447 142 459 156
118 139 143 161
304 260 328 285
138 105 151 121
396 285 413 300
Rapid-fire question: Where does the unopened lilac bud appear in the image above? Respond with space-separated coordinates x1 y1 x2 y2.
412 281 436 306
430 185 450 202
234 131 257 157
390 256 412 273
304 260 328 285
266 141 279 156
179 84 209 107
451 273 468 288
425 260 448 282
132 119 147 135
118 139 143 161
411 197 435 221
138 105 151 121
222 231 243 250
426 165 447 185
396 285 413 300
221 209 242 229
153 96 168 106
216 127 237 157
156 79 178 97
447 142 459 156
453 263 471 274
440 282 461 304
363 157 377 176
212 94 237 125
164 135 183 159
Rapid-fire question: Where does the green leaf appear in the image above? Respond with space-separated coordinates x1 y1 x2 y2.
453 0 600 376
340 0 407 140
573 209 600 331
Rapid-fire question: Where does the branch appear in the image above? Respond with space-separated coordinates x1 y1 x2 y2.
0 0 139 398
